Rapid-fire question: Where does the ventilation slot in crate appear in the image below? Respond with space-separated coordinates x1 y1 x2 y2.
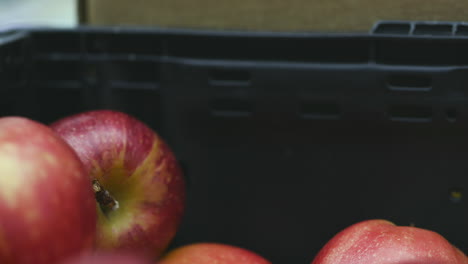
389 105 432 122
373 23 411 35
387 74 432 92
455 25 468 36
300 102 341 120
209 69 250 86
413 24 454 36
210 98 253 117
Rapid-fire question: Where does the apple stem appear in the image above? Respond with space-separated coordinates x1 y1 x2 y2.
92 179 119 214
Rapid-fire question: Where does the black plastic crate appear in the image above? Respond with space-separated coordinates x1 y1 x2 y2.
0 21 467 263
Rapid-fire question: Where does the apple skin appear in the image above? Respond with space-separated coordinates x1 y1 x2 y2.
0 117 96 264
311 219 468 264
158 243 272 264
60 252 153 264
50 110 186 259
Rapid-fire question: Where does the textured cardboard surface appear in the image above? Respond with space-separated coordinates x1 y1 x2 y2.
82 0 468 32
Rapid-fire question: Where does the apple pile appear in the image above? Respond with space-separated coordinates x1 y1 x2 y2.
0 109 466 264
0 110 269 264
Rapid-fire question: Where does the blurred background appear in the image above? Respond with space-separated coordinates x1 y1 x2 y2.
0 0 76 28
1 0 467 32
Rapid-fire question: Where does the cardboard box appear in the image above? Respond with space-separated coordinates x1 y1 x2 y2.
79 0 468 32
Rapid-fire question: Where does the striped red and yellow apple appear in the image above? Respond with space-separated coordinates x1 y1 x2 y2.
310 219 468 264
158 243 272 264
0 117 97 264
51 110 186 260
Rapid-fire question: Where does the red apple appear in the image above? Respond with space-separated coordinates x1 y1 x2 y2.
60 252 153 264
311 219 468 264
0 116 96 264
158 243 271 264
50 110 186 259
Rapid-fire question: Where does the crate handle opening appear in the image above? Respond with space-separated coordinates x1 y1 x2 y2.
209 69 251 86
387 74 432 92
389 105 432 122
